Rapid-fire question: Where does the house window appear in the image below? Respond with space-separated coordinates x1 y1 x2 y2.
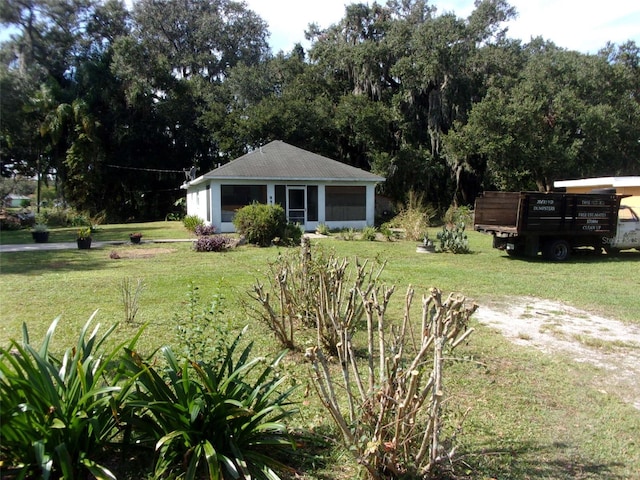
221 185 267 222
206 185 211 222
325 186 366 221
619 206 639 222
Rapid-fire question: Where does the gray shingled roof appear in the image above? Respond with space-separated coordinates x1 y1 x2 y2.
201 140 385 182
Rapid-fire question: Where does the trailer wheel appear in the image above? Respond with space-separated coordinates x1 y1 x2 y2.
543 239 571 261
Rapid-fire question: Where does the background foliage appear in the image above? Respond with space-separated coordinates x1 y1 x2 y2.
1 0 638 221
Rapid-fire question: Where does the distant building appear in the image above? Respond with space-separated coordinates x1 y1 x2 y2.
181 140 385 232
4 194 31 208
554 176 640 208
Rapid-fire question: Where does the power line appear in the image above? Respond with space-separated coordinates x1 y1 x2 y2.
104 164 186 173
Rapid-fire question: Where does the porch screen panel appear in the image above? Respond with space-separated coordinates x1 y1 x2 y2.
221 185 267 222
275 185 286 207
325 186 366 221
307 186 318 221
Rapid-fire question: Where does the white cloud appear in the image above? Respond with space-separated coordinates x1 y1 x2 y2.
244 0 640 54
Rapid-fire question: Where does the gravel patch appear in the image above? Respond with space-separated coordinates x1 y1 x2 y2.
474 297 640 410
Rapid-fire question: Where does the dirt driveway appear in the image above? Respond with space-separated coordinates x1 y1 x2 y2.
473 297 640 410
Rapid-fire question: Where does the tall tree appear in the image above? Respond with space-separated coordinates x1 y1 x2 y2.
307 0 516 206
0 65 39 177
220 51 341 154
130 0 269 82
0 0 95 83
106 0 272 218
445 39 640 193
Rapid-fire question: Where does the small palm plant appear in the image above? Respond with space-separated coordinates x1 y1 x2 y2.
121 326 298 480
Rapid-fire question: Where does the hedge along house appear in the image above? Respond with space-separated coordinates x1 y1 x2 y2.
182 140 385 233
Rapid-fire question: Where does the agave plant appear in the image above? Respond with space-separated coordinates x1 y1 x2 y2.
121 326 298 480
0 314 142 480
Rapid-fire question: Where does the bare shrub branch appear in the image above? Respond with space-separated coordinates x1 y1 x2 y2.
120 277 145 324
249 241 478 477
307 280 478 479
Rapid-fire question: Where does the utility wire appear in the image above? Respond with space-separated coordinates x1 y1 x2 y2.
104 164 186 173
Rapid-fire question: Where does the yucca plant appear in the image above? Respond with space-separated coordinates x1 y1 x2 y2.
0 314 141 480
121 326 298 480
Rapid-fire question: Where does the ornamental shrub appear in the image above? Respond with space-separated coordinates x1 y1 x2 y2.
31 207 88 227
443 204 474 227
233 203 287 247
194 224 216 236
379 222 394 241
0 316 138 479
360 225 377 241
280 222 303 246
0 214 22 231
315 223 331 235
183 215 204 232
338 228 357 241
193 234 230 252
121 329 298 480
173 282 228 363
387 190 437 241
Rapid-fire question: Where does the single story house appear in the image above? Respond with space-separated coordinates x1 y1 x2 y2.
181 140 385 233
4 194 31 208
554 176 640 209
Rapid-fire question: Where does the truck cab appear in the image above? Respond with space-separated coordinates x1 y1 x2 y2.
607 204 640 251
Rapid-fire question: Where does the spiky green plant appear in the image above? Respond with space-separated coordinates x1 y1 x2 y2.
0 314 141 480
121 326 298 480
360 226 377 241
437 222 471 254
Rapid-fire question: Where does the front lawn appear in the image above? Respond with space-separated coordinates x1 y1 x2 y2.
1 227 639 479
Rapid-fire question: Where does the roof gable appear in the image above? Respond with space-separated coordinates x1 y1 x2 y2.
202 140 384 182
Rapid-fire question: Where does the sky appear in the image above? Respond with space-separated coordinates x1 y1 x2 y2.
245 0 640 54
0 0 637 55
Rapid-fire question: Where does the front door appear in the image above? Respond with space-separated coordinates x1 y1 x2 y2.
287 186 306 225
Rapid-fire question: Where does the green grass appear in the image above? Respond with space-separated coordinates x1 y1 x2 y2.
571 334 639 351
1 225 640 478
448 328 640 479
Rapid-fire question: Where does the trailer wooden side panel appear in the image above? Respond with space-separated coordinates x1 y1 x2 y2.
474 192 520 233
474 191 622 237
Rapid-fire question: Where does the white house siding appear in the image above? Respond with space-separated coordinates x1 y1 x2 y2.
186 185 210 224
198 180 378 233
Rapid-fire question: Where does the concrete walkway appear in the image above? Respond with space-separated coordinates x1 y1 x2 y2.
0 239 195 253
